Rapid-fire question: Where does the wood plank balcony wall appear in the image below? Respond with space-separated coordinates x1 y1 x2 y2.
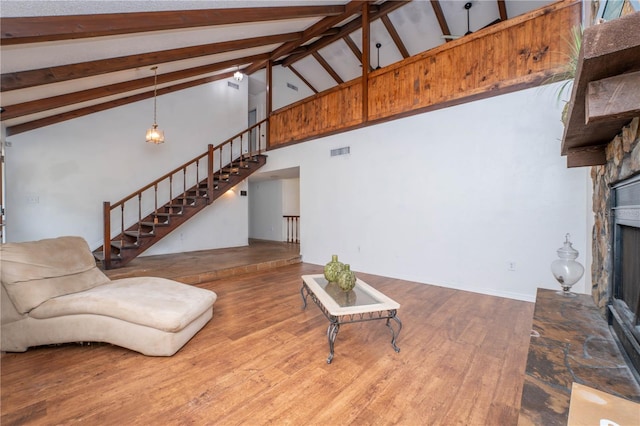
269 79 362 145
269 0 581 148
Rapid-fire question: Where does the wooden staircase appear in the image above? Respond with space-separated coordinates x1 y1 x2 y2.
93 120 268 269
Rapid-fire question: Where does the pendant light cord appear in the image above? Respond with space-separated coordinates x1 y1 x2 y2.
152 66 158 126
465 2 472 35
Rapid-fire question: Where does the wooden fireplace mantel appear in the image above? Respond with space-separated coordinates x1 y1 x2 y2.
561 11 640 168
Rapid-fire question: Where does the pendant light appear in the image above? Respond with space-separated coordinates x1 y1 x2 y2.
375 43 382 70
145 66 165 144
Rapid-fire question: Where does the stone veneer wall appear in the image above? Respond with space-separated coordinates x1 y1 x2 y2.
591 117 640 313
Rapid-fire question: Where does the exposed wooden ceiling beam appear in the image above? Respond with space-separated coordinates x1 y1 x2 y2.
289 65 319 94
281 0 409 67
0 5 345 45
1 33 299 92
430 1 452 42
1 53 270 120
242 1 366 82
343 35 373 71
6 72 234 136
497 1 508 21
269 0 366 62
312 52 344 84
243 57 273 76
381 15 410 58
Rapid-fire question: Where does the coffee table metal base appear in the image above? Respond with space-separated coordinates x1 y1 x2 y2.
300 281 402 364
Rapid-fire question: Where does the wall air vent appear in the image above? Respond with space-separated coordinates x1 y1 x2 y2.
228 82 240 90
330 147 350 157
287 82 299 91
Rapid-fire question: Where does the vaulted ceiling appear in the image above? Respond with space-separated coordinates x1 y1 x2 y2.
0 0 556 135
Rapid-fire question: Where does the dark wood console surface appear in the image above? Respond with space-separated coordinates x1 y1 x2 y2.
518 288 640 425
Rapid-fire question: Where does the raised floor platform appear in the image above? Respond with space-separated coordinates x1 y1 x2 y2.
103 239 301 285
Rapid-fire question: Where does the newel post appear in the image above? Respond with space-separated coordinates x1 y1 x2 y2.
102 201 111 270
207 144 214 201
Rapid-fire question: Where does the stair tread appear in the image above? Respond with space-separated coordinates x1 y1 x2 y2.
140 221 168 227
110 240 138 249
125 230 154 237
93 251 122 261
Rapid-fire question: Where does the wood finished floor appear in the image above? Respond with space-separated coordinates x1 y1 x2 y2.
1 263 534 425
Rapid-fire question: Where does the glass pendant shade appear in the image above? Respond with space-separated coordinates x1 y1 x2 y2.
551 233 584 296
145 124 164 144
234 70 244 81
146 66 164 144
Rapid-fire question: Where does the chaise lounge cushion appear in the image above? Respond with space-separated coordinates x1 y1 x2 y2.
30 277 215 333
1 236 111 314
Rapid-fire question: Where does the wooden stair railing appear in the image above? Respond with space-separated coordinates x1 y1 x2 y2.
95 119 268 269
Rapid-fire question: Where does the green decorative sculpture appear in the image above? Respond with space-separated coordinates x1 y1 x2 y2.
324 254 344 282
337 264 356 292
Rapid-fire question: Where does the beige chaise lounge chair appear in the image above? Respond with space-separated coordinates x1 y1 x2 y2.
1 236 217 356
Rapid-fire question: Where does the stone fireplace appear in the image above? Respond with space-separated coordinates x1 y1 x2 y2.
591 116 640 374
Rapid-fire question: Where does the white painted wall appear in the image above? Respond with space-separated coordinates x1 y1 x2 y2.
248 179 283 241
272 65 316 111
282 178 300 216
258 83 590 302
249 65 318 115
4 78 250 254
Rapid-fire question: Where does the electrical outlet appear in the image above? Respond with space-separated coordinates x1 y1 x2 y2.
508 262 516 271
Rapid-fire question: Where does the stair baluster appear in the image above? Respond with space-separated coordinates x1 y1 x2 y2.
136 193 142 245
182 167 187 205
230 140 233 174
207 144 214 200
102 201 112 269
120 203 125 248
258 121 264 156
219 144 224 181
239 135 244 167
153 184 158 224
195 159 201 199
168 175 174 214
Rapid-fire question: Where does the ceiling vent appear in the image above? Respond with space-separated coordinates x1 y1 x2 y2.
330 146 350 157
287 82 299 91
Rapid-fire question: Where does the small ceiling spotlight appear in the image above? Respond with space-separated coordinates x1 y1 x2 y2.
234 66 244 82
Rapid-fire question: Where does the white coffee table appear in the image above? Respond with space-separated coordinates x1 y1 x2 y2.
300 274 402 364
